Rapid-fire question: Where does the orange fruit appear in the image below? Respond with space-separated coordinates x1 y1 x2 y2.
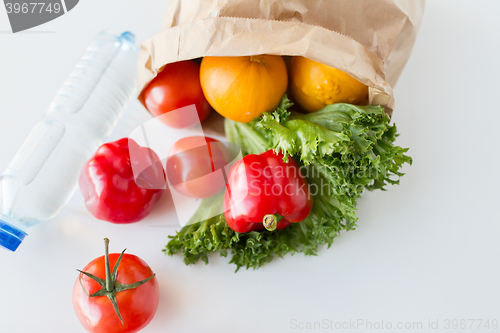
200 55 288 123
289 56 369 113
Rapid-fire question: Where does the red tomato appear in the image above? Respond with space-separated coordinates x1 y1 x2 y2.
166 136 232 198
73 241 159 333
143 60 211 128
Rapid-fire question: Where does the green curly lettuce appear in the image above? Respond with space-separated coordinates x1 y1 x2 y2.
164 96 412 271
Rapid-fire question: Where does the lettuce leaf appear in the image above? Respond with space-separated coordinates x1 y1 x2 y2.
164 96 411 271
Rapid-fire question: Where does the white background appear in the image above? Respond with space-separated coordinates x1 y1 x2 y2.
1 1 499 332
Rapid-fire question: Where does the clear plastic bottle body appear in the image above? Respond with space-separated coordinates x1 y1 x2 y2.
0 31 138 251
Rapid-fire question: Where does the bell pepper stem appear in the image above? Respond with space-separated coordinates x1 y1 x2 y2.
263 214 277 231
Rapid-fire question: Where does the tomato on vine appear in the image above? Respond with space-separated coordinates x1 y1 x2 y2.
73 239 160 333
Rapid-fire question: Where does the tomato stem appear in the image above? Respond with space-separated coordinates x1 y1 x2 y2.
104 238 114 292
263 214 277 231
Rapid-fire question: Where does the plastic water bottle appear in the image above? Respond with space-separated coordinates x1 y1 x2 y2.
0 31 138 251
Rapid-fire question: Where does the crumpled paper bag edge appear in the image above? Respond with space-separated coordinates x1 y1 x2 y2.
137 16 394 114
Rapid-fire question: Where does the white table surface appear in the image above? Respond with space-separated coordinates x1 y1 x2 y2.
1 1 499 332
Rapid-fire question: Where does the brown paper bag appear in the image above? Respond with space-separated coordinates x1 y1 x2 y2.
137 0 425 117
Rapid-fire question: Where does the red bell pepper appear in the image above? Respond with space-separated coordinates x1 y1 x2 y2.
224 150 313 233
79 138 165 223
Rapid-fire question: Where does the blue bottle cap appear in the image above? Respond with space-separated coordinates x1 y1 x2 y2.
0 216 27 252
120 31 135 44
